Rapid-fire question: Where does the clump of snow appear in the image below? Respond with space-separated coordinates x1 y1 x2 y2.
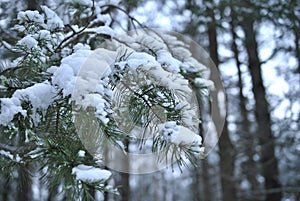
13 82 58 124
52 63 76 97
68 0 92 6
53 46 117 125
181 59 208 75
125 50 158 70
0 97 26 125
158 121 202 146
194 77 215 90
52 44 93 97
76 93 109 124
17 35 39 49
38 30 51 40
78 150 86 157
84 26 116 37
156 50 181 73
17 10 44 25
72 164 111 183
0 150 22 162
73 43 91 51
0 81 58 126
41 6 64 31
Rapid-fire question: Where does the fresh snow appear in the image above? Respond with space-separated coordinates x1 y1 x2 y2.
156 50 181 73
18 35 39 49
0 150 21 162
126 51 159 70
84 26 116 37
78 150 86 157
0 81 57 126
72 164 111 183
17 10 44 25
194 77 215 90
53 45 118 124
159 121 202 146
68 0 93 6
13 82 58 124
38 30 51 40
41 6 64 31
0 97 26 125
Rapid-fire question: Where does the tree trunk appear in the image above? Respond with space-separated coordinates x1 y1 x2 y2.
229 6 260 200
206 6 237 201
120 139 130 201
241 16 282 201
293 28 300 73
27 0 38 10
2 173 10 201
201 160 212 201
17 167 32 201
47 189 55 201
17 120 32 201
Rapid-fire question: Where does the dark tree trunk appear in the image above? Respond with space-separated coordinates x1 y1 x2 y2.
229 6 260 200
119 173 130 201
17 167 32 201
17 120 32 201
206 6 237 201
293 28 300 73
26 0 38 10
120 139 130 201
241 16 282 201
2 173 10 201
47 189 55 201
289 1 300 74
201 160 212 201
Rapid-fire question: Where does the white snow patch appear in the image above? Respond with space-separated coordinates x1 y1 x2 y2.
72 164 111 183
18 35 38 49
126 51 158 70
156 50 181 73
0 150 21 162
68 0 92 6
38 30 51 40
159 121 202 146
194 77 215 90
13 82 57 124
41 6 64 31
0 97 26 125
85 26 116 37
17 10 44 24
78 150 86 157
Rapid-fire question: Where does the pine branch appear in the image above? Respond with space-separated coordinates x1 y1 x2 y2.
119 80 164 122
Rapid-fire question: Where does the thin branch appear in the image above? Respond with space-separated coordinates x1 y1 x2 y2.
119 80 164 122
100 4 146 29
54 26 87 52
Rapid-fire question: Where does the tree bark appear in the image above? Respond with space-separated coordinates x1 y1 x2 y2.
26 0 38 10
229 6 260 200
201 160 212 201
241 15 282 201
2 173 10 201
17 120 32 201
293 27 300 73
206 6 237 201
120 139 130 201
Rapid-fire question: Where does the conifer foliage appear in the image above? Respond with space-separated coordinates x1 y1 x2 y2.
0 0 214 200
